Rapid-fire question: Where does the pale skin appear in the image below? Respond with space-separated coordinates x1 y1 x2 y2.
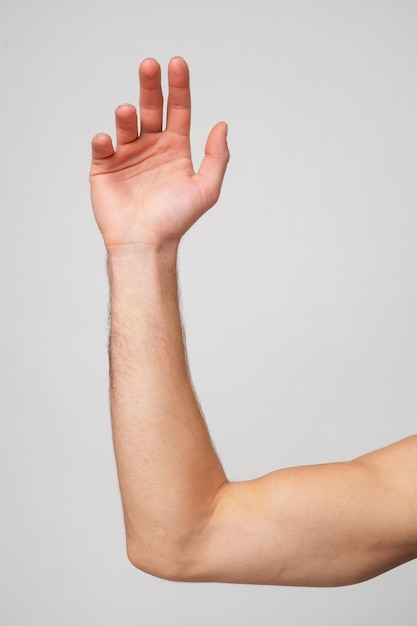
90 56 417 586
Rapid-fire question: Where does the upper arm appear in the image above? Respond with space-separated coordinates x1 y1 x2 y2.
188 436 417 586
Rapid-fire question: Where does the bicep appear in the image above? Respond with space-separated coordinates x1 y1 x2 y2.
192 437 417 586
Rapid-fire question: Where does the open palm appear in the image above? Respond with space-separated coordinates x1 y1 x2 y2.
90 57 229 253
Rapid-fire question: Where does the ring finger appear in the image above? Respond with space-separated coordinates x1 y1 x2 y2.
115 104 139 145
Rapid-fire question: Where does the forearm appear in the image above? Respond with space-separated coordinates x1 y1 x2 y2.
107 245 227 578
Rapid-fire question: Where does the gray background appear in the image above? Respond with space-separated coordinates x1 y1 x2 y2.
1 0 416 624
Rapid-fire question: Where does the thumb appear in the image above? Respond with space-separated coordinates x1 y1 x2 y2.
195 122 230 208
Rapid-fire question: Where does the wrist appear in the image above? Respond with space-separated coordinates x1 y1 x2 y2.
106 238 180 260
106 241 179 284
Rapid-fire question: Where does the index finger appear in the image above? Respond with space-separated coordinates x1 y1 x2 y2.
165 57 191 136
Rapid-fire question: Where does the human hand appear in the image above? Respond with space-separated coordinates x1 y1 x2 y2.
89 57 229 256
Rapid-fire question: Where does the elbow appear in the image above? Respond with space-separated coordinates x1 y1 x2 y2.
123 481 230 582
125 545 185 582
125 534 205 583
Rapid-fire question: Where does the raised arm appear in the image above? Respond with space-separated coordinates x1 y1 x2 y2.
90 57 417 586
